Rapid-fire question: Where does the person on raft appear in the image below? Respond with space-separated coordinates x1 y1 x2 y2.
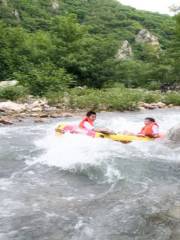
137 117 160 138
79 111 113 134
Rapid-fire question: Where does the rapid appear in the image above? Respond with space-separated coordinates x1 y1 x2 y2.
0 109 180 240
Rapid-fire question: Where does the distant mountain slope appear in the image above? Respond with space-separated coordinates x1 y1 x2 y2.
0 0 175 48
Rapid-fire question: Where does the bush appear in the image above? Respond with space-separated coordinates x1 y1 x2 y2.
14 64 73 96
45 91 65 105
0 85 28 101
163 92 180 105
47 87 143 111
142 91 161 103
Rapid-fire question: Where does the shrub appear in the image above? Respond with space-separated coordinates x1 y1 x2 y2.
142 91 161 103
163 92 180 105
14 64 73 96
0 85 28 101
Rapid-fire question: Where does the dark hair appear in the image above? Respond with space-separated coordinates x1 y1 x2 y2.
145 117 155 122
86 111 96 117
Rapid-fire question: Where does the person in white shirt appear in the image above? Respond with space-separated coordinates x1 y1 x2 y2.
79 111 113 134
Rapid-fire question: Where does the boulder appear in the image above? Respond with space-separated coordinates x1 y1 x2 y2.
0 101 26 112
34 118 46 123
0 80 19 88
138 106 146 111
31 107 43 112
50 113 62 118
51 0 59 10
141 103 157 109
61 112 73 118
156 102 166 108
39 113 49 118
27 99 49 112
0 117 13 125
116 40 133 60
135 29 159 46
138 102 167 110
167 205 180 219
167 124 180 143
30 113 40 117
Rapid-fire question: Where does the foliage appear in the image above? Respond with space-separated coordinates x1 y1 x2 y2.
0 0 179 97
14 64 73 96
0 85 28 100
164 92 180 105
47 87 146 111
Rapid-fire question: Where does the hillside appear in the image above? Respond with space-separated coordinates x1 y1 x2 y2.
0 0 175 47
0 0 179 98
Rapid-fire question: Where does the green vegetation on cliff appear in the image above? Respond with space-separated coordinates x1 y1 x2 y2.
0 0 179 101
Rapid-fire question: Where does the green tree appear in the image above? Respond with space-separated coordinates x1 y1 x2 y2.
14 63 73 96
0 22 28 80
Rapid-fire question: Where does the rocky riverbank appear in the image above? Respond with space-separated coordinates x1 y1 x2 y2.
0 98 178 126
0 99 77 125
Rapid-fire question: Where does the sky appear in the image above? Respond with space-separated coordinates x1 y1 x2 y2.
119 0 180 15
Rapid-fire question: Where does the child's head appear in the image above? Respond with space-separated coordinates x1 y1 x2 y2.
144 117 155 125
86 111 96 121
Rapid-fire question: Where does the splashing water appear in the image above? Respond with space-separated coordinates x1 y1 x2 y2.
1 109 180 240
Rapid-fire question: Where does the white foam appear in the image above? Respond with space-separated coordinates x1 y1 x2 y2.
27 110 180 182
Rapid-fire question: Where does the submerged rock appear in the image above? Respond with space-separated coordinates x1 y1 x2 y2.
34 118 46 123
167 124 180 143
167 204 180 219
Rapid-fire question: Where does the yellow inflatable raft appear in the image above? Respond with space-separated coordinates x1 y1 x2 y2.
55 123 153 143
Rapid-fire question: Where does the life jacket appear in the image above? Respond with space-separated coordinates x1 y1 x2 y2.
79 117 94 129
79 117 96 137
139 122 159 138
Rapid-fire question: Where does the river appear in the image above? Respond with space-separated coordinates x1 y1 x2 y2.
0 109 180 240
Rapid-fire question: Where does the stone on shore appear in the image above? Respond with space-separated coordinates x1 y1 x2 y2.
138 102 167 110
0 117 13 125
0 101 26 113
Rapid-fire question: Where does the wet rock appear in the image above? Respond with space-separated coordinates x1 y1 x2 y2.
171 226 180 240
34 118 46 123
0 117 13 125
138 106 146 111
167 124 180 143
43 106 57 112
39 113 49 118
61 112 73 118
50 113 62 118
168 104 174 108
167 204 180 219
